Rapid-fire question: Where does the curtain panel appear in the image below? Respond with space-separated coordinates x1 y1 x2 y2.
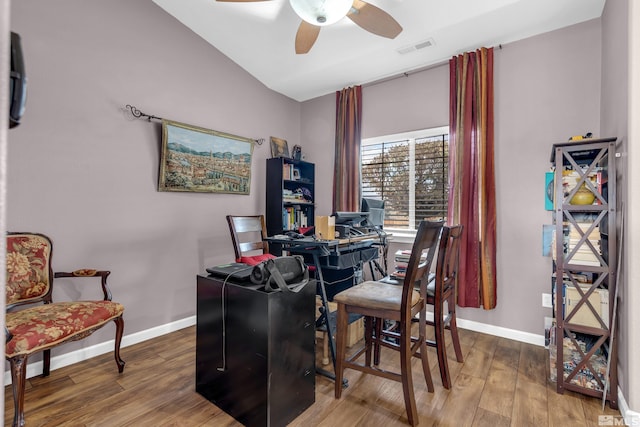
448 47 497 309
333 86 363 212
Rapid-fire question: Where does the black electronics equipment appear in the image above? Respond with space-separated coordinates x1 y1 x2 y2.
9 32 27 129
333 211 369 227
206 263 253 281
285 230 304 239
335 225 366 238
250 255 309 293
361 198 385 229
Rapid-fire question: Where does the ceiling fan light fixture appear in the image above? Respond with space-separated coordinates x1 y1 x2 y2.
289 0 353 26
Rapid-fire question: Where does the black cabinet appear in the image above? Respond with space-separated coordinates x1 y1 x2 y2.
196 275 316 427
266 157 315 237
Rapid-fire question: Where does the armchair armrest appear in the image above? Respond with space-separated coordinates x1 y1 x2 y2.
54 270 113 301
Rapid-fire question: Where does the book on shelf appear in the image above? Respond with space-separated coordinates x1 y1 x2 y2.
390 270 406 280
390 249 429 279
394 249 427 263
551 223 604 266
282 163 293 180
282 207 308 230
282 163 303 181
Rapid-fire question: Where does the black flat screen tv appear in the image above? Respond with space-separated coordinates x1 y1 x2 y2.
9 31 27 129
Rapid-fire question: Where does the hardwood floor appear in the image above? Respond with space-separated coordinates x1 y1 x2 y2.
4 325 622 427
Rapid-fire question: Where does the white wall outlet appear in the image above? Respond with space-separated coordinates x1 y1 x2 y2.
542 293 553 308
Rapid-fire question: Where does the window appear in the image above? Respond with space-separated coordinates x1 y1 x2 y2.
361 126 449 234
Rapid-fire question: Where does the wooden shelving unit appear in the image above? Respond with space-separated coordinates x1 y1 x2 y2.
550 137 618 409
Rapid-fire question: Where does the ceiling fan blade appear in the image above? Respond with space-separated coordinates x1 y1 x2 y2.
347 0 402 39
295 21 321 54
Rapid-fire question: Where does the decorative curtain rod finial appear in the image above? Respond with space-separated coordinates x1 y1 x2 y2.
126 104 162 122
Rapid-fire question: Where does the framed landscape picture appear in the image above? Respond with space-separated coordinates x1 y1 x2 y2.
159 119 254 194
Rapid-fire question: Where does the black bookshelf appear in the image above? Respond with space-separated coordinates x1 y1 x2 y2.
266 157 315 239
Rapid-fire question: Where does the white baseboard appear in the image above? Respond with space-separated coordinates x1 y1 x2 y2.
4 315 196 385
455 316 546 346
421 310 545 346
618 387 640 425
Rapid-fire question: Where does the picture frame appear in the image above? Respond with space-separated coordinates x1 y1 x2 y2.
270 136 290 158
159 119 254 194
292 167 301 180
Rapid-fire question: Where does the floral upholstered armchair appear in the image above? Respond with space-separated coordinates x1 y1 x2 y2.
5 232 125 427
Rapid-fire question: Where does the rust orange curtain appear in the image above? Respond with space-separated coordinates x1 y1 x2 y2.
333 86 363 212
448 47 497 309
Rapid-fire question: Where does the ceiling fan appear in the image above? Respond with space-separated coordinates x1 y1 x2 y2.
217 0 402 54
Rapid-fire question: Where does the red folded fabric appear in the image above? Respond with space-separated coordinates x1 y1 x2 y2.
238 254 276 266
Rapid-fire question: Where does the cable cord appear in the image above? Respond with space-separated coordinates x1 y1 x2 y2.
216 265 254 372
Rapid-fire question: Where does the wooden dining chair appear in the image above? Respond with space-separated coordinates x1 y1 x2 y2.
226 215 276 265
333 221 442 426
424 224 464 389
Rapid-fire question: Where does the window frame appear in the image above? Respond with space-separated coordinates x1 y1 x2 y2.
361 126 449 242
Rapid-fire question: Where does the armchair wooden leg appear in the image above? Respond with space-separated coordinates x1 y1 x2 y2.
10 355 28 427
42 349 51 377
113 316 126 373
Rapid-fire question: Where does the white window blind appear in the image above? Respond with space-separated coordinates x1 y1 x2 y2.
361 127 449 232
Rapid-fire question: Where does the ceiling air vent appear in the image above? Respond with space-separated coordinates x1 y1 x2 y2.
397 38 435 55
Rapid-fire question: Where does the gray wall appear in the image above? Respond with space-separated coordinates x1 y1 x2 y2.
8 0 301 352
303 19 602 336
626 0 640 413
601 0 638 412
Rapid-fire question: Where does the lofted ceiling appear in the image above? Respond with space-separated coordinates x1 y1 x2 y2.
151 0 606 102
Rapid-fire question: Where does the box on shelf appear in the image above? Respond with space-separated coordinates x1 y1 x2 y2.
565 285 609 328
315 297 364 347
315 215 335 240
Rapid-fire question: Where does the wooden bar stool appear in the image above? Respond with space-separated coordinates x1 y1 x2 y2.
424 224 464 389
333 221 442 426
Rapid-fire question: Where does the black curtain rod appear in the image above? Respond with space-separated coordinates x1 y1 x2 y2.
125 104 264 145
364 43 504 89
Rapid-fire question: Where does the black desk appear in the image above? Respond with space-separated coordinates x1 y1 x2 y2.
196 274 315 427
265 235 381 383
